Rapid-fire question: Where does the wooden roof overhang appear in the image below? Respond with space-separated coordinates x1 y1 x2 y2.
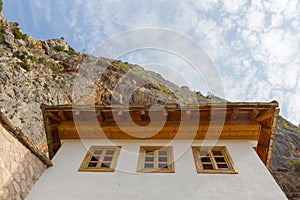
41 101 279 167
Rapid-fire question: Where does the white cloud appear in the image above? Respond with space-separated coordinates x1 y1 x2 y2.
241 29 259 48
271 13 283 27
260 29 296 64
283 64 299 87
223 0 247 13
265 65 285 86
284 0 299 19
287 92 300 125
193 0 219 12
246 10 265 31
266 0 288 13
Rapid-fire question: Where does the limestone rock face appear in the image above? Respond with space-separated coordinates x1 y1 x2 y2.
270 116 300 199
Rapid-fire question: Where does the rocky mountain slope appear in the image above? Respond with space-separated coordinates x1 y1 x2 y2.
271 116 300 199
0 7 299 200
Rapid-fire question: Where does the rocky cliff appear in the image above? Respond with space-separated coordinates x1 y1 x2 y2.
0 9 299 200
0 15 212 152
271 116 300 199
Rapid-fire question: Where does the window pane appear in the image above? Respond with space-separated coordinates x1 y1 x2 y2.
203 164 213 169
199 151 209 157
217 164 228 169
101 163 111 168
158 151 167 155
158 157 167 162
158 163 168 169
106 150 115 155
94 150 102 155
90 156 99 161
87 162 97 168
212 151 222 156
144 163 154 168
201 157 211 162
103 156 113 161
146 151 154 155
145 157 154 162
215 157 225 162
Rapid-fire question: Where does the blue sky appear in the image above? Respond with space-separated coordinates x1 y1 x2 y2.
3 0 300 125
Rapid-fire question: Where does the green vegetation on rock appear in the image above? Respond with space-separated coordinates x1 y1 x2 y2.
117 62 129 71
54 45 79 55
283 121 290 130
12 51 34 71
0 1 3 13
67 47 77 55
208 99 216 103
158 84 172 95
12 27 28 41
130 70 142 77
292 160 300 173
38 57 60 76
0 23 4 43
19 60 30 71
54 45 65 52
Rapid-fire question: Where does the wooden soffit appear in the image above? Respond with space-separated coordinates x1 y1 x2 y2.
41 101 279 167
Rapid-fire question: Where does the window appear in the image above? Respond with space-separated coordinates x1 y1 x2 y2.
137 146 175 173
79 146 121 172
192 146 237 174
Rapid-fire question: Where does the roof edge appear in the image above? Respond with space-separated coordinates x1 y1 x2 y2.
41 100 279 110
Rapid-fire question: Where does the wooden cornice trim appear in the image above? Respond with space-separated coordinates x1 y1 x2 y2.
266 108 280 168
0 112 53 167
41 100 279 111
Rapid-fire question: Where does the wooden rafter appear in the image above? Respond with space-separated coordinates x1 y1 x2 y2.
249 109 259 120
57 110 67 121
255 109 274 121
230 108 239 120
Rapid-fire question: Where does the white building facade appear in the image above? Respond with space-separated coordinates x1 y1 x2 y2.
26 103 287 199
27 140 287 200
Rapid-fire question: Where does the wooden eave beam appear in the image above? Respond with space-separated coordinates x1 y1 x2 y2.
45 112 61 123
255 109 274 121
57 121 261 140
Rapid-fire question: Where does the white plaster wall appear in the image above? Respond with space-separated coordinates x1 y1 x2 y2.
26 140 287 200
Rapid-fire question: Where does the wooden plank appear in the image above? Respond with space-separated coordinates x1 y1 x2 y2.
57 121 260 140
58 121 260 132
